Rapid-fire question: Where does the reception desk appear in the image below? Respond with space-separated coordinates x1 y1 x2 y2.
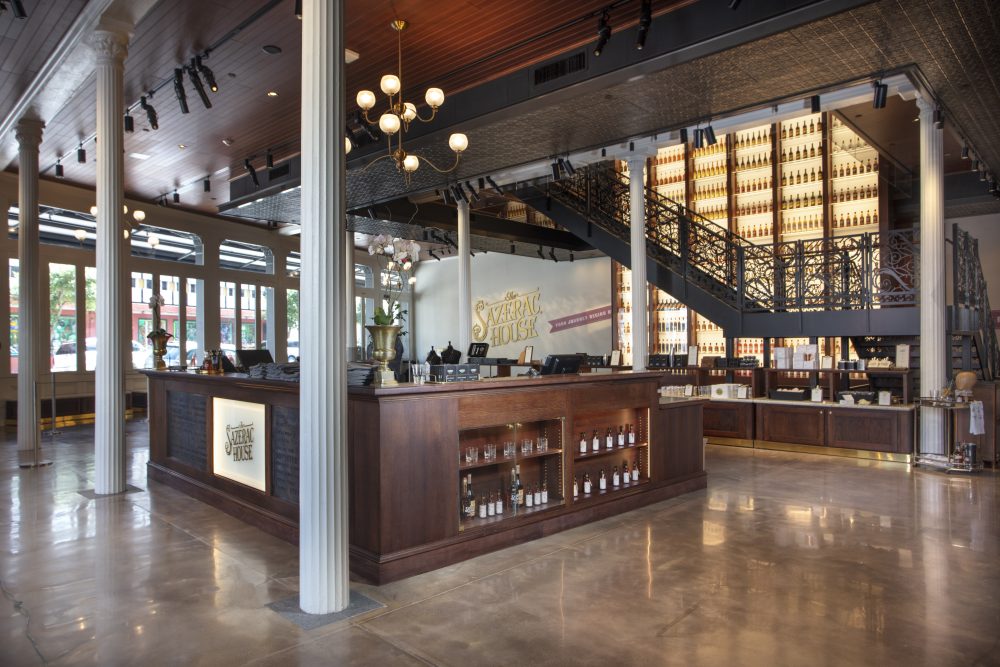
143 370 707 583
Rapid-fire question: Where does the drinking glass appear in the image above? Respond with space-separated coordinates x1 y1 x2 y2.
504 441 515 458
485 443 496 461
465 446 478 464
537 436 548 452
521 439 533 454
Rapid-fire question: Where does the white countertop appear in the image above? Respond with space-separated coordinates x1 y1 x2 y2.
701 396 915 412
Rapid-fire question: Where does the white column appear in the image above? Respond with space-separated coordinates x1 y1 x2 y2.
917 96 946 456
14 118 43 465
299 0 349 614
92 28 129 494
457 200 471 356
627 158 648 372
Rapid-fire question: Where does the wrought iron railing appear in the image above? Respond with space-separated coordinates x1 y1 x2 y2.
549 162 919 314
953 224 999 378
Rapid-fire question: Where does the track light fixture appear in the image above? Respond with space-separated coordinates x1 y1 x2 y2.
440 189 453 205
173 68 190 114
510 243 516 254
55 161 63 178
428 249 440 261
563 158 576 176
266 150 274 169
872 79 888 109
729 0 741 8
537 245 545 259
704 125 717 146
186 60 212 109
464 181 479 202
679 128 688 144
0 1 27 18
810 95 821 114
486 176 500 191
594 9 611 57
549 247 558 262
636 0 651 50
203 178 211 192
124 111 134 133
77 143 86 163
551 161 561 180
693 128 704 149
569 252 575 262
294 0 302 19
961 144 969 160
933 107 944 130
140 95 158 130
195 56 218 93
244 159 260 188
451 184 467 203
172 190 180 204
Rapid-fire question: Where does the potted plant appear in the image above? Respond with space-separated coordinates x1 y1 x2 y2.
366 234 419 386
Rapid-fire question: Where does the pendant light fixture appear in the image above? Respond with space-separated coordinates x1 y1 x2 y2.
354 19 468 183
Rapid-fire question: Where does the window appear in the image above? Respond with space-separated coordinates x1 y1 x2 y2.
220 281 236 350
286 289 299 361
131 271 154 368
131 225 203 265
220 239 273 274
240 284 257 349
286 252 300 278
85 267 97 371
9 259 18 374
49 263 77 372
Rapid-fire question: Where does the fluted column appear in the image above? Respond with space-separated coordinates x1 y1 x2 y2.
457 200 471 356
345 230 356 359
91 28 129 494
299 0 349 614
917 97 946 455
15 118 44 467
628 158 648 371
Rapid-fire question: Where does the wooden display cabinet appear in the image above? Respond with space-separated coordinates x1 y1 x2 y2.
569 405 650 504
457 418 564 531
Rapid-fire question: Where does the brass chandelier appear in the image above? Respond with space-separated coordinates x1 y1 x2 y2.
355 19 468 182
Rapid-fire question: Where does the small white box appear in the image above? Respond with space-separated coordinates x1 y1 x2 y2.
811 387 824 402
895 344 910 369
773 347 792 369
710 383 742 399
878 391 892 406
793 344 819 370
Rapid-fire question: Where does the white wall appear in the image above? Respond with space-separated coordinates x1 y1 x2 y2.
414 252 612 362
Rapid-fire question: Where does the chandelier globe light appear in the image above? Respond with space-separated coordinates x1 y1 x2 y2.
355 19 468 183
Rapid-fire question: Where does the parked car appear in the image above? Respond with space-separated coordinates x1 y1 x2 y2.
287 339 299 362
51 338 151 371
164 340 199 366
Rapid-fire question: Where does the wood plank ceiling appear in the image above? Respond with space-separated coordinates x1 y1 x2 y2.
28 0 688 215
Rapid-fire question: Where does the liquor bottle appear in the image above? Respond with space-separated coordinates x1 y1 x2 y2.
533 484 541 506
467 474 476 519
592 429 600 453
487 491 495 517
599 469 607 491
461 476 469 518
496 488 504 515
612 466 620 487
628 423 635 445
583 473 593 494
573 476 579 498
510 467 519 509
525 484 533 508
515 465 524 507
541 480 548 504
632 460 640 482
479 493 487 518
623 460 630 483
617 425 625 447
605 427 614 450
579 431 587 454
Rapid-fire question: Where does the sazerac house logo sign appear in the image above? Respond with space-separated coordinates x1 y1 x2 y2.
472 289 541 347
212 397 266 491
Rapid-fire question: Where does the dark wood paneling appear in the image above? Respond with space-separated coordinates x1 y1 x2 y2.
703 401 754 439
757 403 826 446
827 407 904 452
166 390 207 469
458 388 567 429
655 400 704 479
270 405 299 502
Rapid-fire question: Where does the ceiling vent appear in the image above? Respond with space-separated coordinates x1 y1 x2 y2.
532 51 588 88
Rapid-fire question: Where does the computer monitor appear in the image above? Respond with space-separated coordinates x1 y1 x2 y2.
540 354 584 375
236 348 274 369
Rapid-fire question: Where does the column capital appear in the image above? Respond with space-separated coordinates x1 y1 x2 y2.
14 117 44 149
89 28 129 65
626 156 648 173
915 95 936 117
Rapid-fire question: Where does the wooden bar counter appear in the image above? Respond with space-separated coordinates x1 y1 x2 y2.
143 370 706 583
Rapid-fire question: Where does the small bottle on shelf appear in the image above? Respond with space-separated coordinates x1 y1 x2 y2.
541 480 548 504
510 469 519 511
478 493 487 518
622 460 630 484
617 425 625 447
599 469 608 491
525 485 534 508
579 431 587 454
495 488 504 515
466 474 476 519
487 491 495 517
612 466 620 487
573 475 579 498
533 484 542 506
632 460 641 482
583 473 593 494
605 427 614 450
515 465 524 507
628 423 636 445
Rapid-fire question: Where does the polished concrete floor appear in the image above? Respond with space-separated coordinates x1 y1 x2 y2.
2 423 998 666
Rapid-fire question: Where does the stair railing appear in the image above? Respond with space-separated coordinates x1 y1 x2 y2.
953 224 999 379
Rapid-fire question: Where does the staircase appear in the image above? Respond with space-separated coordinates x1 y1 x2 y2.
516 162 920 338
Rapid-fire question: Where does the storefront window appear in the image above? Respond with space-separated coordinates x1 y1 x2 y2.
220 281 236 360
85 267 97 371
220 239 273 274
185 278 204 365
240 284 257 349
49 263 77 372
9 259 18 374
261 286 273 354
286 288 299 361
131 272 154 361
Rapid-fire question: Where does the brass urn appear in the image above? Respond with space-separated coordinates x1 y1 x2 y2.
365 324 401 387
147 331 173 370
